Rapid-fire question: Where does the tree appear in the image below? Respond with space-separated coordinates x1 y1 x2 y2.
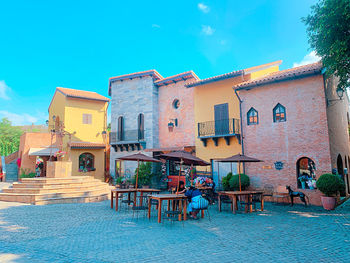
302 0 350 91
0 118 23 156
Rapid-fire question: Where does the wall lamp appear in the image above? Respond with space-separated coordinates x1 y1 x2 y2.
168 118 178 132
328 87 344 103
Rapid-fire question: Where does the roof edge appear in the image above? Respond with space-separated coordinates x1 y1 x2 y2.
186 70 244 88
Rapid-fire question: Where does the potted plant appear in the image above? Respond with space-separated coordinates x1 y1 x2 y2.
306 179 316 190
316 173 345 210
127 177 136 189
115 176 124 188
298 174 308 189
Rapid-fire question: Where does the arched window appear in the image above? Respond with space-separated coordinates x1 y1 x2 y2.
79 153 95 172
138 113 144 140
296 157 316 189
247 107 258 125
273 103 286 122
117 116 124 141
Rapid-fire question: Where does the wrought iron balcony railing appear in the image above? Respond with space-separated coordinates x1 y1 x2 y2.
198 118 240 138
110 130 144 144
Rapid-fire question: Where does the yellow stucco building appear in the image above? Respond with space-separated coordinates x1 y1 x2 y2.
48 87 110 181
187 61 281 188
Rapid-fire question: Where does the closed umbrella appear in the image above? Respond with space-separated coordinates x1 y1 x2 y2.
218 153 262 191
160 151 210 193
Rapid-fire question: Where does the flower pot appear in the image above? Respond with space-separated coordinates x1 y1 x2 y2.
116 184 121 188
321 196 337 210
301 181 306 189
142 185 150 189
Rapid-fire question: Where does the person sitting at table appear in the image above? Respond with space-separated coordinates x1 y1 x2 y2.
174 181 186 193
184 186 209 219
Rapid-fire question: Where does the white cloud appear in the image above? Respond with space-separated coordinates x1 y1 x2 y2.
201 25 215 36
0 110 39 126
293 51 321 68
198 3 210 13
152 24 160 28
0 80 10 100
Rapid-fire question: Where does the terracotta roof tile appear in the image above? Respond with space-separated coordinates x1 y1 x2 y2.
186 69 243 88
234 62 323 90
70 142 106 149
57 87 110 102
154 71 199 87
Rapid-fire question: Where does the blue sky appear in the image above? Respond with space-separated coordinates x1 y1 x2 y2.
0 0 319 125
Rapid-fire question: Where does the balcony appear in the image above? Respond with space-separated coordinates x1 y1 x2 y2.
110 130 146 152
198 118 240 146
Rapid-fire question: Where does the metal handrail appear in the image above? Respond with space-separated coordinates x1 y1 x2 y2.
198 118 240 137
110 129 144 143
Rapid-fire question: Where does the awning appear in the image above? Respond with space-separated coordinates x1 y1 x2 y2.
70 142 105 149
28 147 59 156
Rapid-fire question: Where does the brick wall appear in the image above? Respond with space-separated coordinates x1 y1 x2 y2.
238 74 332 206
158 79 196 148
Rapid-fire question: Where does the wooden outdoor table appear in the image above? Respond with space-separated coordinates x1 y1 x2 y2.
111 188 161 211
218 191 264 214
148 194 187 223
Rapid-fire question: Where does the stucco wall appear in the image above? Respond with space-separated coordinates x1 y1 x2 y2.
70 149 105 181
158 79 196 148
48 91 66 130
238 74 332 206
325 76 350 193
18 133 58 175
64 97 108 143
109 76 159 177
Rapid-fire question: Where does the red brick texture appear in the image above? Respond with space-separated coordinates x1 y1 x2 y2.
238 75 332 206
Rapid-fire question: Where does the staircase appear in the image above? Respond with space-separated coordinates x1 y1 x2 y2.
0 176 110 205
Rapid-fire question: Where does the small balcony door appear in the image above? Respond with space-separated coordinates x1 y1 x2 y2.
214 103 229 135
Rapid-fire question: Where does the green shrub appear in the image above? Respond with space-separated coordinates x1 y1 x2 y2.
316 173 345 197
135 162 153 186
222 172 233 190
229 173 250 191
20 172 36 178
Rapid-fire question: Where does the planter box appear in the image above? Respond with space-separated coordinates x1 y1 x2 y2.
46 161 72 178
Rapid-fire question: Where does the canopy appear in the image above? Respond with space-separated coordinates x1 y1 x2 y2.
218 154 262 163
217 153 262 191
117 153 161 163
117 152 161 190
160 151 210 166
28 147 59 156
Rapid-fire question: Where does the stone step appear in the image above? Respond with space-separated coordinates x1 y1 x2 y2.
0 187 109 204
20 176 98 184
34 194 108 205
2 184 110 194
12 180 105 189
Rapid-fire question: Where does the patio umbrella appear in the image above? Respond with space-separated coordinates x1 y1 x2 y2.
117 152 161 189
160 151 210 193
218 153 262 191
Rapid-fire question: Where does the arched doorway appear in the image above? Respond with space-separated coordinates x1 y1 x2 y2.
296 157 316 189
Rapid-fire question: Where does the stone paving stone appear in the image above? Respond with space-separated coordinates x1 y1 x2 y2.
0 200 349 262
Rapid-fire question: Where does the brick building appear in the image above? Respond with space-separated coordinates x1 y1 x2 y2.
234 62 350 205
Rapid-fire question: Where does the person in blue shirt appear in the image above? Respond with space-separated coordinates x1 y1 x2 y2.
184 187 209 219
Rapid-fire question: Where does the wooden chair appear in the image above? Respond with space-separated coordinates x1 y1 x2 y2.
272 185 289 205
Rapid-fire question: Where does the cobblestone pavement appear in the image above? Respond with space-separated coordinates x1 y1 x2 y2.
0 199 349 263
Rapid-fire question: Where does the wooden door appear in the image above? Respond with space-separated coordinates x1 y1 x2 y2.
214 103 229 135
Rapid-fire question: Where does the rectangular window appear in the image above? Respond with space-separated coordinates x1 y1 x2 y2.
82 114 92 124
